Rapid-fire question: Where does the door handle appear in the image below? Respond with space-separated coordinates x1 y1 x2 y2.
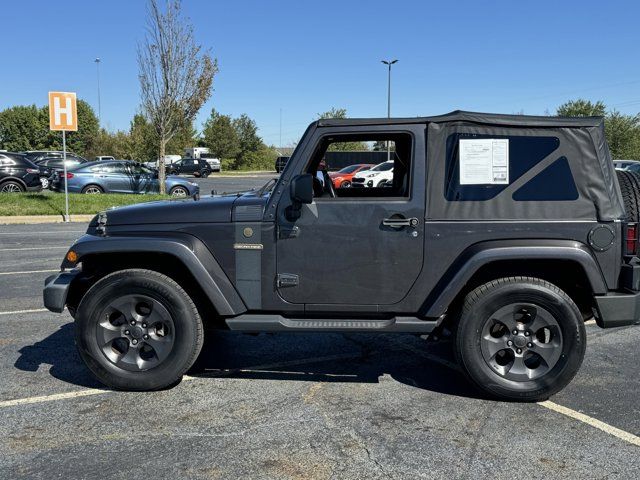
382 217 419 228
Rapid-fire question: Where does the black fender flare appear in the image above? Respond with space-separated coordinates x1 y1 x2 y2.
63 234 246 316
421 239 608 318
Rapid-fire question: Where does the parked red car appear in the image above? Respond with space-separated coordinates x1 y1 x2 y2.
328 164 374 188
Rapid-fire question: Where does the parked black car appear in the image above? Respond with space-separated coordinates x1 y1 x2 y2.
167 158 212 177
275 156 289 173
0 152 43 193
23 150 87 163
35 156 88 189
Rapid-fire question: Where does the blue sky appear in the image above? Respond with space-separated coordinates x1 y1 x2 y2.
1 0 639 146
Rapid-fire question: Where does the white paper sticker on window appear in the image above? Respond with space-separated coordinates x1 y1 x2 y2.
459 138 509 185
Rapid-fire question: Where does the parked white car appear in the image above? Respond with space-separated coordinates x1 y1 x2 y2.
352 161 394 187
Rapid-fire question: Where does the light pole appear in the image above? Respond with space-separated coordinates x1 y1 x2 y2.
381 59 397 162
94 58 101 124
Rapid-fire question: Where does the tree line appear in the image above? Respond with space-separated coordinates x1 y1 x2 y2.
0 101 279 170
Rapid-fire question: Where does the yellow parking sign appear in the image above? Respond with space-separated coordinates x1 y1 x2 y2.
48 91 78 131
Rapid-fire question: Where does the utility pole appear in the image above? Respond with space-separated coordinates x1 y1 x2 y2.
279 108 282 149
381 59 398 162
95 58 102 124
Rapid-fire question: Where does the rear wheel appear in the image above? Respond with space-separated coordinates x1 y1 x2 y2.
201 170 210 178
75 269 203 391
170 186 189 197
0 181 24 193
454 277 586 401
82 185 103 194
340 180 351 188
40 177 49 189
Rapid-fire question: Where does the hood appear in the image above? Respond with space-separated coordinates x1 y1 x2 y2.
103 194 243 226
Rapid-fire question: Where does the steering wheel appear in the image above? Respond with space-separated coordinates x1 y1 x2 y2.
323 171 337 198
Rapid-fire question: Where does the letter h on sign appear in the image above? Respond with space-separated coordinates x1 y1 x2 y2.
48 92 78 131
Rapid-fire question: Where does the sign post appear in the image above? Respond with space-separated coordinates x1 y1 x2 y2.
48 92 78 222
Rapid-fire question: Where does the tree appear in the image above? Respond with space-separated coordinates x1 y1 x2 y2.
138 0 217 193
316 108 368 151
605 111 640 160
0 105 48 151
233 114 263 169
557 99 606 117
202 109 240 159
41 100 100 156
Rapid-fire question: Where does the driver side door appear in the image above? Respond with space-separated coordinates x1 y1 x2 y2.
274 126 426 308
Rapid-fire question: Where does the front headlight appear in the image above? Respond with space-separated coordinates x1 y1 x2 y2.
188 181 198 186
366 173 378 178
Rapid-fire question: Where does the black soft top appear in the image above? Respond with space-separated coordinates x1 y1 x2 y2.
318 110 622 221
317 110 604 128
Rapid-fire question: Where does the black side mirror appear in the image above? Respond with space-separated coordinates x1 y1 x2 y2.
290 174 313 204
286 174 313 221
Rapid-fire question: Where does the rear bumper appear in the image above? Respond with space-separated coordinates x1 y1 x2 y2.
594 292 640 328
43 270 79 313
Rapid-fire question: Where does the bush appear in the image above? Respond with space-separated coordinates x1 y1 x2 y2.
235 146 277 171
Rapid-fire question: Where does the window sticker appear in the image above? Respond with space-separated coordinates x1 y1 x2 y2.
459 138 509 185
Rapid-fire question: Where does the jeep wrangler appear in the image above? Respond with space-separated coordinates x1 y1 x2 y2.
43 111 640 401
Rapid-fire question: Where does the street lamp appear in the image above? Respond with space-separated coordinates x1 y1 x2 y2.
381 59 398 162
94 58 101 124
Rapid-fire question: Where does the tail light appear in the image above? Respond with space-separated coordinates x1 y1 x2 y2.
59 172 74 179
625 224 638 255
26 168 39 174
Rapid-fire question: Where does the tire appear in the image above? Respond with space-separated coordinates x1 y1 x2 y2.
454 277 586 402
40 177 49 189
376 179 387 188
82 184 103 194
170 186 189 197
340 180 351 188
0 180 25 193
201 171 210 178
615 169 640 222
75 269 203 391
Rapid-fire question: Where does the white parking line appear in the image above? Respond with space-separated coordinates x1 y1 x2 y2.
0 269 59 276
539 400 640 447
0 308 49 316
0 231 83 235
0 352 363 409
0 246 67 252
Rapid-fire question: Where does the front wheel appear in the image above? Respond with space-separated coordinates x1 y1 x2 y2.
75 269 203 391
454 277 586 402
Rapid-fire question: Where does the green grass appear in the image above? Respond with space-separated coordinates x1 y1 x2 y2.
0 192 171 216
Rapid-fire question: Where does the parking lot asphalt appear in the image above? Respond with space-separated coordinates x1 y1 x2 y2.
1 177 639 479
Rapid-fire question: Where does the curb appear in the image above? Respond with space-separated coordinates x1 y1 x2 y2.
0 215 95 225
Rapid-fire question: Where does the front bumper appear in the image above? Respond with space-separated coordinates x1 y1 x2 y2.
594 291 640 328
43 270 79 313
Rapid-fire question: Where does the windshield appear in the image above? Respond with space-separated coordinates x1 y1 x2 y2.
371 162 394 172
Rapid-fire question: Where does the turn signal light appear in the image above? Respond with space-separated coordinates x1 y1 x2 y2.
626 224 637 255
66 250 78 263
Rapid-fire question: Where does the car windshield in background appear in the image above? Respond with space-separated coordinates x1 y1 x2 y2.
371 162 393 171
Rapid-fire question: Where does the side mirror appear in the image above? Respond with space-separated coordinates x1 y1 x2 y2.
286 174 313 221
290 174 313 204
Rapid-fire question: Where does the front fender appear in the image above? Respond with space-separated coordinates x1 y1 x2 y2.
63 233 246 316
422 239 608 318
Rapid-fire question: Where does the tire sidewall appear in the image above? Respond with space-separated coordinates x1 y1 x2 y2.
75 270 201 390
456 280 586 401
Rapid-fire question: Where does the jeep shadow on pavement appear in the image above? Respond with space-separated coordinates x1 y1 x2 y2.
43 111 640 401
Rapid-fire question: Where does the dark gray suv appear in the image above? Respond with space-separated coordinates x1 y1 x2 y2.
43 111 640 401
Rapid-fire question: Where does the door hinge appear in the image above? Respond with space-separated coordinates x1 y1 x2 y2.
278 225 300 239
276 273 299 288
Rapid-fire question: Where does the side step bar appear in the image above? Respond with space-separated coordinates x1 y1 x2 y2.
225 315 437 333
